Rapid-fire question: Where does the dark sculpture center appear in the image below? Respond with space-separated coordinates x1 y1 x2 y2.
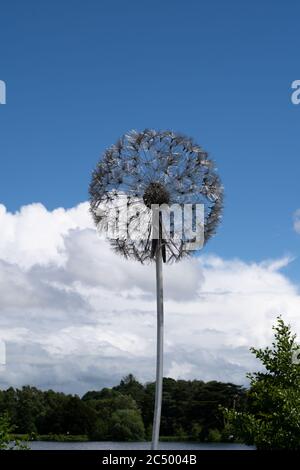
143 182 170 208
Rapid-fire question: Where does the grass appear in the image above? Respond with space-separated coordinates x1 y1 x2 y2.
11 434 230 443
159 436 191 442
11 433 89 442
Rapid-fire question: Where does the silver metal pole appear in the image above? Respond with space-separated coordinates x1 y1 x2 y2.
151 243 164 450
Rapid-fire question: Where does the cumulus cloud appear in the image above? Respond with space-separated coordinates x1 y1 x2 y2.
0 202 300 394
0 202 93 269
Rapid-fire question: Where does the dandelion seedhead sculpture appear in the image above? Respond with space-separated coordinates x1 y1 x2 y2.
89 129 223 449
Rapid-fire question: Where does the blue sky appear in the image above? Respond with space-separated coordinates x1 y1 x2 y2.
1 0 300 271
0 0 300 392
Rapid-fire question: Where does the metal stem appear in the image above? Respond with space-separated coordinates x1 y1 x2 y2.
151 243 164 450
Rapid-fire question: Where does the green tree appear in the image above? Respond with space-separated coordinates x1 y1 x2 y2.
190 422 203 441
36 390 69 434
60 396 98 435
0 375 247 441
224 317 300 450
113 375 145 410
15 386 45 434
0 413 29 450
110 409 145 441
0 387 17 422
207 428 222 443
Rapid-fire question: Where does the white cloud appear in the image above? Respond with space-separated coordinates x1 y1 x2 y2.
0 201 300 394
294 209 300 234
0 202 92 269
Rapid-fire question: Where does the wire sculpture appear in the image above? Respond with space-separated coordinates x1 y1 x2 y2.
89 129 223 449
90 129 223 263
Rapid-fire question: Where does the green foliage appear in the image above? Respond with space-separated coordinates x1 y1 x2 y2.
223 317 300 450
38 434 88 442
113 374 146 410
86 388 144 441
0 413 29 450
174 424 188 440
146 377 245 441
191 422 203 441
0 374 246 442
207 428 222 443
110 409 145 441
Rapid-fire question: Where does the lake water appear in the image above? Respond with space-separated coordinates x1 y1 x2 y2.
29 441 254 450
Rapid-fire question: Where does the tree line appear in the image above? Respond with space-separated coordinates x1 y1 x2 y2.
1 317 300 448
0 376 245 442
